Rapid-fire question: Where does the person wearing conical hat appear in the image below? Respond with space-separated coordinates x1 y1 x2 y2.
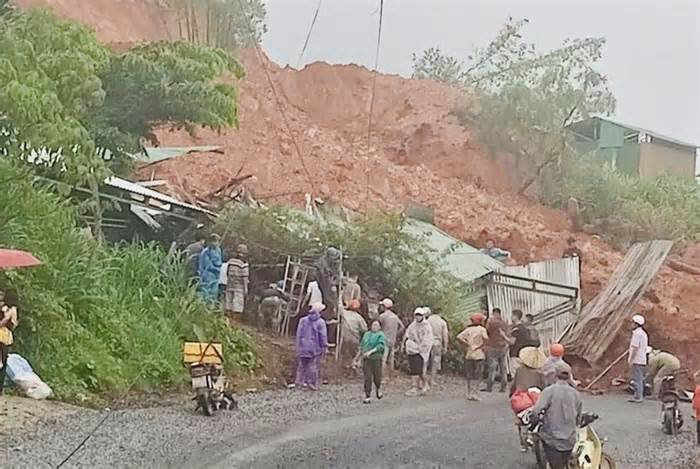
509 346 546 398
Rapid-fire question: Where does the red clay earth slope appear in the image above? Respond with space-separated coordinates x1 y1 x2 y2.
15 0 700 383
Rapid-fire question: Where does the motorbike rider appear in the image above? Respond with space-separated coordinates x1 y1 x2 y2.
542 343 579 388
531 362 582 469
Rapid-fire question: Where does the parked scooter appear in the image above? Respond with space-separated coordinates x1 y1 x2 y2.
659 374 683 435
183 342 237 416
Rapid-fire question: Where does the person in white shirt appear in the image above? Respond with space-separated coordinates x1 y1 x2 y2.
305 274 324 307
628 314 649 403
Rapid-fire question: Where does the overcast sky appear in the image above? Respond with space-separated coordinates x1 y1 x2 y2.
262 0 700 147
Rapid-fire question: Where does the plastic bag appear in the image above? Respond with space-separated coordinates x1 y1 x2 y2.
510 388 541 414
6 353 53 399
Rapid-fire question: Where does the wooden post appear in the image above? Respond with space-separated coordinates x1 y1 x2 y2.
584 351 628 391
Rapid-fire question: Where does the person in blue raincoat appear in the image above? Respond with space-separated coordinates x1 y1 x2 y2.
198 234 223 303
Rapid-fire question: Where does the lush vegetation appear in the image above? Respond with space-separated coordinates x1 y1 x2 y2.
215 206 469 317
0 8 257 401
0 9 244 180
214 206 476 369
0 161 257 401
412 19 699 244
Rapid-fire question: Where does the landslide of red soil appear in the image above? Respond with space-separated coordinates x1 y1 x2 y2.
12 0 176 42
140 51 699 380
15 0 700 384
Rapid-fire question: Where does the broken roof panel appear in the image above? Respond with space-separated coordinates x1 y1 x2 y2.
105 176 216 216
404 219 502 282
136 146 222 165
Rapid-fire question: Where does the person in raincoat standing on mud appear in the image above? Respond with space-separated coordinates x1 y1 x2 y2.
295 303 329 390
198 234 223 304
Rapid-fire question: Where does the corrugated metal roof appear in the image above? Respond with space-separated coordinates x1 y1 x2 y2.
105 177 215 216
487 257 581 348
584 117 697 149
136 146 222 165
403 219 502 282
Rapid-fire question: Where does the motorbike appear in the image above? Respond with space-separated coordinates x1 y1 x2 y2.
516 408 547 469
658 374 683 435
518 409 615 469
570 412 616 469
184 342 238 416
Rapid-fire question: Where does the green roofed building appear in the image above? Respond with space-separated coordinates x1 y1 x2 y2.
567 116 697 179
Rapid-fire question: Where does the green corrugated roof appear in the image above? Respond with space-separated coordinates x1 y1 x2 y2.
574 117 697 149
136 146 222 165
403 219 502 282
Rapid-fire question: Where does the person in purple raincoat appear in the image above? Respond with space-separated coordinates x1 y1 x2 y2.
295 303 328 390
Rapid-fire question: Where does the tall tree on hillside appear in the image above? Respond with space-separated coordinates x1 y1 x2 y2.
412 18 615 194
0 9 244 235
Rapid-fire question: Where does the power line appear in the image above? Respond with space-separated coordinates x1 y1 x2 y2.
365 0 385 209
234 0 316 195
296 0 324 68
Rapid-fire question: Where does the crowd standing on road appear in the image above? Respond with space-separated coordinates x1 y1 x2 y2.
182 234 699 462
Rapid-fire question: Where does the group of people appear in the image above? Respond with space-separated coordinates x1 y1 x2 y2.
184 233 250 317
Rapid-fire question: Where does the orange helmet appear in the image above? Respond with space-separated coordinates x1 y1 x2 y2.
348 299 361 311
471 312 485 324
550 343 565 357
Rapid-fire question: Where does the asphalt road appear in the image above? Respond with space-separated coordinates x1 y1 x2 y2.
2 379 698 468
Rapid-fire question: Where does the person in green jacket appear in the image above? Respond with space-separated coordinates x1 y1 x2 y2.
358 320 386 403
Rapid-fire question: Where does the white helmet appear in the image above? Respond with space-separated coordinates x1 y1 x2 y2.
632 314 645 326
380 298 393 309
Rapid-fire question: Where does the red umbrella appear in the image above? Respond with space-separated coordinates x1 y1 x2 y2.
0 249 43 269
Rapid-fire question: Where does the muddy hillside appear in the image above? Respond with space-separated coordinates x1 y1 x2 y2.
14 0 700 376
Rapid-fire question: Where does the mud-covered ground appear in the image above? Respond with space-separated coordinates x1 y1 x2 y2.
1 378 697 468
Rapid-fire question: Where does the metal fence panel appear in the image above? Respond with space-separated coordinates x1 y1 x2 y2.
487 257 581 348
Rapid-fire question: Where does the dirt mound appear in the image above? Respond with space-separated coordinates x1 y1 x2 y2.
12 0 175 43
140 50 700 379
14 0 700 381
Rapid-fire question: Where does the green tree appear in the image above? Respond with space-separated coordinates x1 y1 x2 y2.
89 41 245 170
412 18 615 194
0 9 243 236
411 47 465 84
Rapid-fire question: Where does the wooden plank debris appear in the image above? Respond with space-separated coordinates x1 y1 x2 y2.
561 240 672 364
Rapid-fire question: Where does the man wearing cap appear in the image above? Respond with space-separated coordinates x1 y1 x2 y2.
628 314 649 403
403 307 434 396
542 344 578 388
531 362 583 469
378 298 404 375
426 307 449 387
457 313 489 401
